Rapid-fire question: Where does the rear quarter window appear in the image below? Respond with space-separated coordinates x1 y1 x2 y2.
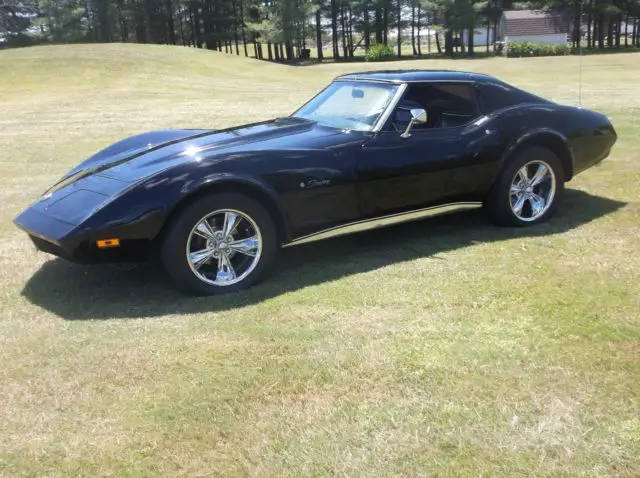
477 82 548 114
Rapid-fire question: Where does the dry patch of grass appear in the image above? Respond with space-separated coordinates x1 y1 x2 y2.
0 44 639 476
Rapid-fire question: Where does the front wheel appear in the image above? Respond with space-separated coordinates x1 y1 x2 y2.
484 146 565 227
161 193 277 295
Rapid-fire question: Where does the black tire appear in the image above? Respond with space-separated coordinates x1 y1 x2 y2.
161 193 278 295
484 146 565 227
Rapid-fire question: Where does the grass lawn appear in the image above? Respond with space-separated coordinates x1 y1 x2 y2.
0 44 639 476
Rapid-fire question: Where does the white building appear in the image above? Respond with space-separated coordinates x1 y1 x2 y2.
498 10 568 45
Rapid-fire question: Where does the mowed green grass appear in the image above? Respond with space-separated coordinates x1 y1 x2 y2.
0 44 639 476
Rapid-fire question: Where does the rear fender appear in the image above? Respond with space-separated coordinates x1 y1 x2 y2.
499 128 575 181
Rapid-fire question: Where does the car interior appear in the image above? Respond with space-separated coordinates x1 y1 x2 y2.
388 83 479 132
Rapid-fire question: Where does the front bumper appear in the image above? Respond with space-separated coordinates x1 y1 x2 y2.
15 207 79 254
15 206 158 264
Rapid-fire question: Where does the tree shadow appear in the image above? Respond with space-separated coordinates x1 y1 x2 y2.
21 189 625 321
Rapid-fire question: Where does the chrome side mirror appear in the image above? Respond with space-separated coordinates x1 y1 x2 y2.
401 108 427 138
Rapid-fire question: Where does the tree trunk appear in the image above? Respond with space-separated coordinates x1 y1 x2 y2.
83 0 94 41
615 17 621 48
607 18 613 47
492 18 497 51
331 0 340 58
396 0 401 57
166 0 176 44
205 6 215 50
383 2 388 44
285 41 294 61
624 14 629 47
340 6 348 57
193 8 203 48
232 0 239 54
597 14 604 49
116 0 128 41
467 26 474 56
486 17 490 53
316 9 323 60
239 0 248 56
375 5 383 43
97 0 113 42
267 41 273 60
573 0 580 48
587 0 592 48
177 5 185 45
364 3 370 49
444 30 451 55
348 6 354 57
411 5 416 55
416 4 422 55
274 42 280 60
279 43 285 60
444 10 453 55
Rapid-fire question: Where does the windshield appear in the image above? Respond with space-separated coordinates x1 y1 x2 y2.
292 81 399 132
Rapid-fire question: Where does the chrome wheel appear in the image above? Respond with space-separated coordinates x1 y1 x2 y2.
509 160 556 222
186 209 262 286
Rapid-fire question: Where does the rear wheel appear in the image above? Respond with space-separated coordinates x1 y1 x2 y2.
484 146 565 226
161 193 277 295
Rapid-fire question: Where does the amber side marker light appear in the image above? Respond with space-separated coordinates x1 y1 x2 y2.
96 238 121 249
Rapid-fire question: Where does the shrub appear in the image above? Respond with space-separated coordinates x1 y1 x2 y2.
364 43 395 62
506 41 570 58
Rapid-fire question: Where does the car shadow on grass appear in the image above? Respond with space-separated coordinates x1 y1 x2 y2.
21 189 626 320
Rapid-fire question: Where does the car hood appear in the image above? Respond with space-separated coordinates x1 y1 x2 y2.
50 117 341 192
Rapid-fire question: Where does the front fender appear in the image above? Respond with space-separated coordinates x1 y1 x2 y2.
180 172 279 199
172 172 292 242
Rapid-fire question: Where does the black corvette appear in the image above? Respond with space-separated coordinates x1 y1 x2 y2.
15 70 617 294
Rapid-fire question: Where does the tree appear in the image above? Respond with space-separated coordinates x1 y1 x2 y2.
2 0 638 60
1 0 39 45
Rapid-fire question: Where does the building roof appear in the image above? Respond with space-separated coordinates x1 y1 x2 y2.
335 70 497 84
503 10 568 37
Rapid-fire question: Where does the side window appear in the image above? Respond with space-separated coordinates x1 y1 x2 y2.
477 83 519 113
427 83 479 127
387 82 480 131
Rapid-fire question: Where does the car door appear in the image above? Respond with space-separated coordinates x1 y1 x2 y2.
357 82 485 216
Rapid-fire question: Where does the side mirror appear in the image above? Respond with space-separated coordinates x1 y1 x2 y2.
400 108 427 138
